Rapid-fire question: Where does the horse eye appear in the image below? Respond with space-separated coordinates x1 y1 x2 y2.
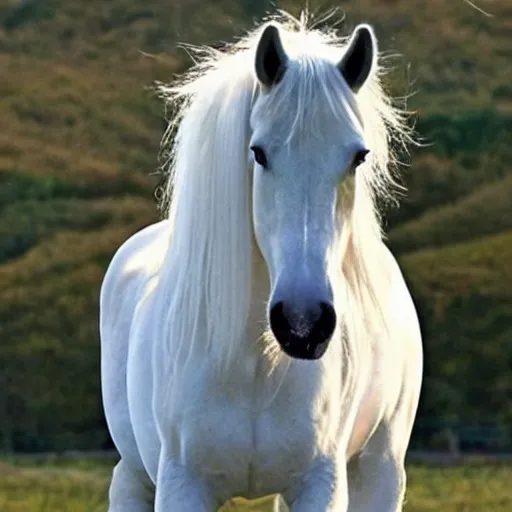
351 149 370 171
250 146 268 169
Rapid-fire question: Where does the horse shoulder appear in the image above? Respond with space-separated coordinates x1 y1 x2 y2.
347 244 422 459
100 220 170 474
369 244 423 457
382 243 423 373
100 220 170 329
100 218 170 403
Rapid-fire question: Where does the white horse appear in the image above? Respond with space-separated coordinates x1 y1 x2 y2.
100 13 423 512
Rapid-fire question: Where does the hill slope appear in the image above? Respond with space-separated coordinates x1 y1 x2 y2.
0 0 511 450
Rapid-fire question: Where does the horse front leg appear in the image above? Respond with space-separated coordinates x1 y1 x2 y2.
108 459 154 512
346 422 408 512
155 448 217 512
286 456 348 512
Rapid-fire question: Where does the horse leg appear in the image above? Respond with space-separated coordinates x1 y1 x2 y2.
346 422 407 512
155 450 218 512
108 458 155 512
286 456 348 512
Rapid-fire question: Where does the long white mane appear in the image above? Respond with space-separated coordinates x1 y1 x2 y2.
154 12 412 376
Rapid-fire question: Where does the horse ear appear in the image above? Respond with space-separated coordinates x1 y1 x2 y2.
338 24 377 93
255 24 288 89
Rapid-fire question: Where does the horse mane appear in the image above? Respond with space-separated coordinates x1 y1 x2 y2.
154 11 413 375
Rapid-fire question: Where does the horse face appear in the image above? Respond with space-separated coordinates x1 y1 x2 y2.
250 24 375 360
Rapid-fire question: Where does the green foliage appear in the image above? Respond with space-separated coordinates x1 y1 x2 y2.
0 197 154 263
1 0 56 31
0 0 510 451
0 205 156 451
389 174 512 253
400 232 512 428
418 110 512 160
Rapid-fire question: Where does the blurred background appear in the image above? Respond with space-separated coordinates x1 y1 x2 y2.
0 0 510 510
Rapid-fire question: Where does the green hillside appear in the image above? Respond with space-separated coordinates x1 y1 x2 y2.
0 0 511 451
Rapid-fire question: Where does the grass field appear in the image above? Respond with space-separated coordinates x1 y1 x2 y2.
1 459 511 512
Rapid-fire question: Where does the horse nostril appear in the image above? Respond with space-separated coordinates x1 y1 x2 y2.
316 302 337 341
269 301 291 341
269 300 337 355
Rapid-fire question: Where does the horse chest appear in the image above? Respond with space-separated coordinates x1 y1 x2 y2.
167 365 322 499
249 407 318 495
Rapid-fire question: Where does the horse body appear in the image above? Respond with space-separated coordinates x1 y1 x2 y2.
101 13 422 511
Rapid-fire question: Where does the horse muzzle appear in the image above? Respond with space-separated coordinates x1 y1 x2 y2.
269 299 336 359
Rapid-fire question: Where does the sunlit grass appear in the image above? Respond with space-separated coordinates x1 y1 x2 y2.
0 461 110 512
1 460 511 511
405 464 512 511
